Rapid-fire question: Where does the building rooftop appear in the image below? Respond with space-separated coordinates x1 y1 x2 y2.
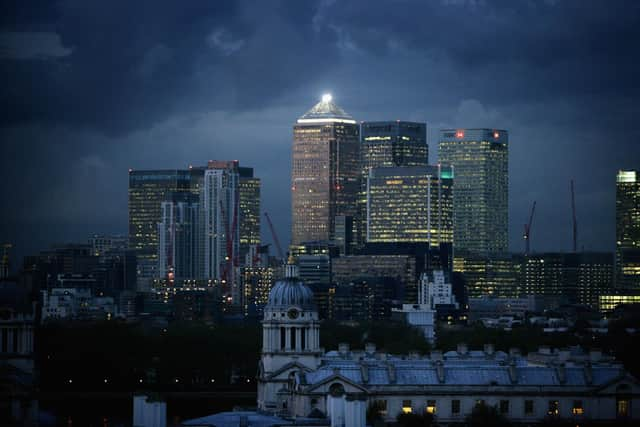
298 345 624 389
297 95 356 124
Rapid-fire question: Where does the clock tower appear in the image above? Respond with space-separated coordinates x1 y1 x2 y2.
257 257 322 413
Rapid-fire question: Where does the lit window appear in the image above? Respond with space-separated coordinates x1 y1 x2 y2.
426 400 436 414
548 400 559 417
617 398 629 418
572 400 584 416
402 400 412 414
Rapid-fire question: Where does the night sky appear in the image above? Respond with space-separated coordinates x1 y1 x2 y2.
1 0 639 267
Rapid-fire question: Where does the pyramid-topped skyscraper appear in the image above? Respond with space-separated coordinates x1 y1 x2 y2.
291 94 359 247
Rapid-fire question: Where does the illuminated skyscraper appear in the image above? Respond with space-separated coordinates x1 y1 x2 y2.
361 121 428 172
157 193 199 280
202 161 240 302
128 169 193 287
366 165 453 246
616 170 640 288
239 167 261 264
358 121 428 247
291 95 359 245
439 129 508 254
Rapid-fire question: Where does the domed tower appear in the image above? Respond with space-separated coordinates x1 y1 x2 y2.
257 257 322 413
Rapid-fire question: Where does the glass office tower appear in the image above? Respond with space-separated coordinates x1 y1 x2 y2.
439 129 508 254
291 95 359 245
359 121 428 247
361 121 428 172
239 167 261 264
616 170 640 288
128 169 193 288
366 165 453 247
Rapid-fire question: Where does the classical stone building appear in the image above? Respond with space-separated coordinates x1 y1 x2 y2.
256 262 640 425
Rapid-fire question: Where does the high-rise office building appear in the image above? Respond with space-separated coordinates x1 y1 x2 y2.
358 121 428 248
366 165 453 246
128 169 193 286
130 162 255 302
360 121 428 172
453 251 519 298
520 252 613 308
616 170 640 288
202 161 240 303
438 129 508 254
157 193 200 280
239 167 261 264
291 94 360 245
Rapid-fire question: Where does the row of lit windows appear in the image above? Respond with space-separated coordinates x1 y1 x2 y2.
395 398 591 417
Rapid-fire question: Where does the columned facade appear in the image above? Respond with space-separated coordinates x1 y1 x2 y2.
257 261 322 414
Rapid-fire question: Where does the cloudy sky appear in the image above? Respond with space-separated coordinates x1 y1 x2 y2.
1 0 639 266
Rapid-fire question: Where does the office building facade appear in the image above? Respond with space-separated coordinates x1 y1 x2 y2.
439 129 508 254
616 170 640 288
239 167 261 264
358 121 428 247
366 165 453 246
360 121 428 173
128 170 193 286
291 95 360 245
157 193 200 280
202 161 240 303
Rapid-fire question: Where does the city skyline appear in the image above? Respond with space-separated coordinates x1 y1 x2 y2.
2 1 640 266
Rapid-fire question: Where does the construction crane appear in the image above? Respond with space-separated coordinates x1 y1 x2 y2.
264 212 285 260
571 179 577 252
219 199 239 298
523 201 536 255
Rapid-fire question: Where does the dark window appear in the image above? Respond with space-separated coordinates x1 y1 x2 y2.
290 327 296 349
500 400 509 414
280 328 286 349
451 399 460 414
301 328 306 350
524 400 534 415
329 383 345 397
547 400 559 417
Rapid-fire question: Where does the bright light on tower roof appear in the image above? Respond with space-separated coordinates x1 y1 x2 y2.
322 93 332 103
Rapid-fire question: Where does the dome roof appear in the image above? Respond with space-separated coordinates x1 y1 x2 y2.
267 277 315 310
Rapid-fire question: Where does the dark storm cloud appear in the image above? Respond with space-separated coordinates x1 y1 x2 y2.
1 0 639 265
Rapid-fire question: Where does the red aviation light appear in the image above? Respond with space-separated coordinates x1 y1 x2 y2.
493 131 500 139
456 130 464 138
